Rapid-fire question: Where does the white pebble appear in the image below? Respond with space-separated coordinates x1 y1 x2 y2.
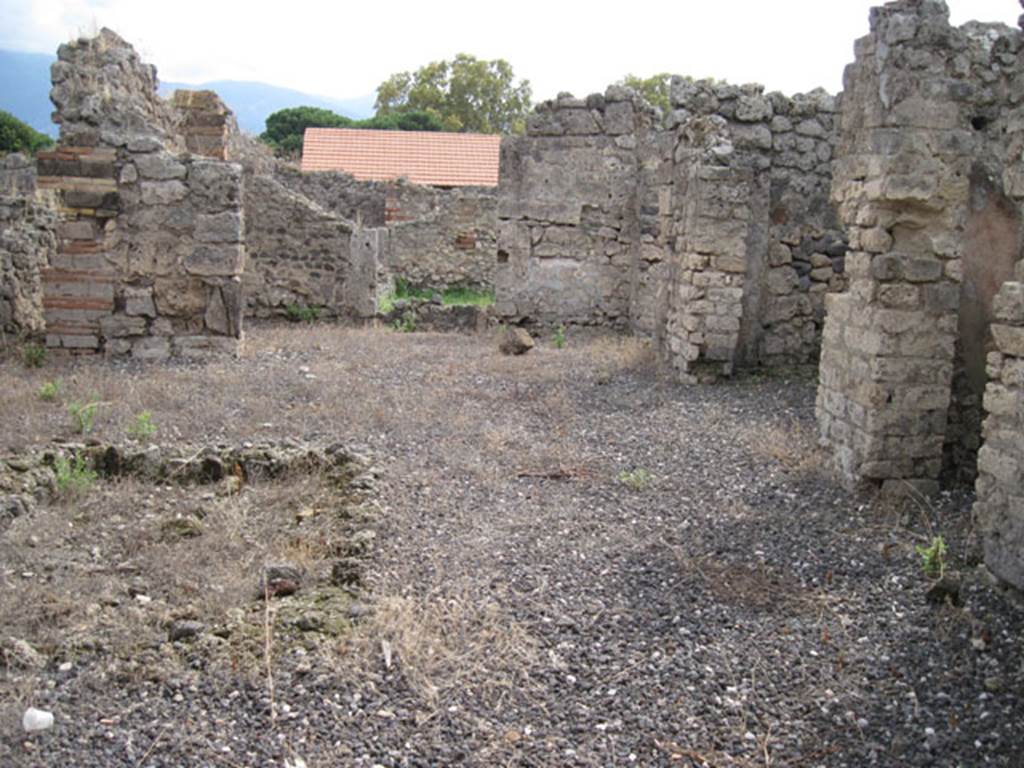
22 708 54 732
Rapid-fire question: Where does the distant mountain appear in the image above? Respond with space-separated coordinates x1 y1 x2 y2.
0 48 375 139
0 50 59 137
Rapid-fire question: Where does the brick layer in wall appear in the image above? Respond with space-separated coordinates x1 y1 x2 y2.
36 147 120 353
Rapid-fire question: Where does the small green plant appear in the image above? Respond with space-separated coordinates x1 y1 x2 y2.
393 278 434 302
22 343 46 368
441 285 495 307
916 535 947 579
617 467 653 491
553 325 567 349
393 310 417 333
53 453 97 498
37 379 62 402
377 291 396 315
127 410 157 441
285 303 321 323
67 400 98 435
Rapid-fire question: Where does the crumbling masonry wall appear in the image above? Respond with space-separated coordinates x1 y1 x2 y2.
264 166 497 306
497 82 845 357
816 1 1022 495
1 154 55 337
38 29 244 358
658 82 845 381
976 274 1024 588
496 89 657 327
386 185 497 290
813 0 1024 589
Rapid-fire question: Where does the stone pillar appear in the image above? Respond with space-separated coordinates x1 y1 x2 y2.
41 28 244 359
658 81 776 382
171 90 235 161
974 272 1024 589
817 1 973 496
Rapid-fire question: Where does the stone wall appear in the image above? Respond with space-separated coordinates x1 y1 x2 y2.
1 154 54 338
816 1 1021 496
496 88 657 327
656 80 845 381
386 185 497 289
35 29 244 358
244 173 365 318
273 166 387 227
975 273 1024 589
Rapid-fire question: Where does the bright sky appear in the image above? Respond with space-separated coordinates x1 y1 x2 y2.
1 1 1019 103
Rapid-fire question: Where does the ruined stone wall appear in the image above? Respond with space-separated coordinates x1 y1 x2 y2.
273 166 387 227
266 167 497 297
816 1 1022 497
243 174 362 317
496 88 656 327
657 81 844 381
36 29 244 358
0 154 54 337
975 273 1024 589
386 185 497 289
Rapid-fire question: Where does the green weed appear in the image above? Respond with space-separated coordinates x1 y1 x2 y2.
127 410 157 441
37 379 61 402
553 325 567 349
916 535 947 579
285 303 321 323
53 453 97 498
393 311 417 333
22 343 46 368
67 400 98 435
617 467 653 491
441 285 494 307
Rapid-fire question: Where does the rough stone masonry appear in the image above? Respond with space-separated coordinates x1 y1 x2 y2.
815 0 1024 589
35 29 245 358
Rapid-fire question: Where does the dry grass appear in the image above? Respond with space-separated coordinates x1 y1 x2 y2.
743 416 823 475
0 461 352 682
341 586 540 708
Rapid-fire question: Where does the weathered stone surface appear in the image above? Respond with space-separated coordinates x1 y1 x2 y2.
499 327 535 355
1 192 55 336
185 244 244 277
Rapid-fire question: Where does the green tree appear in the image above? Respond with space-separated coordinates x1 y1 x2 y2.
0 110 54 154
374 54 532 135
260 106 445 157
260 106 353 156
618 73 673 115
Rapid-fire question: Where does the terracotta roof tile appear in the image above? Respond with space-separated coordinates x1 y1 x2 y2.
300 128 500 187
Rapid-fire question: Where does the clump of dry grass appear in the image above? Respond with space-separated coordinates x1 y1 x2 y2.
342 588 539 707
744 416 823 475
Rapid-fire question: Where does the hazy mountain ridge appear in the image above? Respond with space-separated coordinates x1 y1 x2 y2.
0 49 375 138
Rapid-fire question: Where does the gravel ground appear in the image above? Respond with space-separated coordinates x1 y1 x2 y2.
1 324 1022 767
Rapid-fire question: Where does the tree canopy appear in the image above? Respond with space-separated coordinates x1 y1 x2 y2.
374 54 532 135
0 110 54 154
618 73 672 116
260 106 444 157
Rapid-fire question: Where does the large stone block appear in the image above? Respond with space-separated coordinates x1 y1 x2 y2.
992 324 1024 357
195 211 243 244
134 152 187 180
185 244 244 276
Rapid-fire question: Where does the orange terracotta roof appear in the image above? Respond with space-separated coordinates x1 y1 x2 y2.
301 127 500 187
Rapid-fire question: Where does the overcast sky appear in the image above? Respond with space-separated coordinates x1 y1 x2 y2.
1 1 1020 103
